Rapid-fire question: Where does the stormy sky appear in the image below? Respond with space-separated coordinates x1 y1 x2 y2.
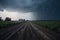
0 0 60 20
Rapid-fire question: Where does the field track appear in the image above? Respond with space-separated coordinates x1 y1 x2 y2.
0 21 60 40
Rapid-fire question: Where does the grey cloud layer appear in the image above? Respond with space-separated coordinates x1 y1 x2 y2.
0 0 60 20
0 0 47 12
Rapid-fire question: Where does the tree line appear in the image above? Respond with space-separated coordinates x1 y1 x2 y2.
0 17 26 22
0 17 11 21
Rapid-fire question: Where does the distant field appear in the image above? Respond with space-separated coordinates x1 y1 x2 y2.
32 20 60 32
0 21 20 29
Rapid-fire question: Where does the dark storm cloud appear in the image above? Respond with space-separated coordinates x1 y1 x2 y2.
0 0 47 12
0 0 60 20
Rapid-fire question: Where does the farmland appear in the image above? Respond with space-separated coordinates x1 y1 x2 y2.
0 21 20 29
32 20 60 32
